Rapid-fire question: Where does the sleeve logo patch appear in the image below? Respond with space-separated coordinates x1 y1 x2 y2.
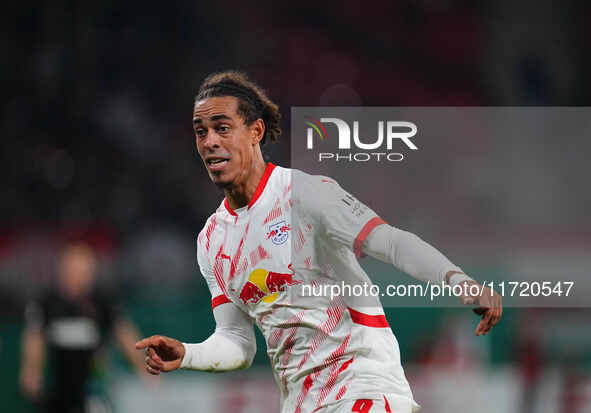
266 220 291 245
341 193 368 217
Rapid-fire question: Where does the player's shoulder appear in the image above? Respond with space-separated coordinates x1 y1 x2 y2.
290 167 345 200
270 166 344 205
266 164 335 183
199 209 218 233
288 167 341 189
197 207 223 250
287 168 350 221
264 163 290 195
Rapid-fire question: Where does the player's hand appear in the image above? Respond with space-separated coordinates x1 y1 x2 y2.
135 335 185 375
457 280 502 336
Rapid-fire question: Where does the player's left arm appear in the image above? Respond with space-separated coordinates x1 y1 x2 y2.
303 175 501 335
363 224 502 335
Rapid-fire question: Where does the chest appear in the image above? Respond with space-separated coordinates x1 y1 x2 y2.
207 214 296 304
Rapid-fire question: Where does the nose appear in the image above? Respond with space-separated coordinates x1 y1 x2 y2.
200 130 222 151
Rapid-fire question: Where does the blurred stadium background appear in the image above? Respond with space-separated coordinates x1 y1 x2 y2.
3 1 591 412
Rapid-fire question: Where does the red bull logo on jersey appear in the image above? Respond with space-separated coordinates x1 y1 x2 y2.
266 220 291 245
239 268 299 305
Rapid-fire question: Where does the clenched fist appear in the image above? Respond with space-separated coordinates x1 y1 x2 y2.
457 280 503 336
135 335 185 375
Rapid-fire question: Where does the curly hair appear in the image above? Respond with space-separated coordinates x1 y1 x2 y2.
195 71 281 146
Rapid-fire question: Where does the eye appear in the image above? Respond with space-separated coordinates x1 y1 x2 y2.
217 125 230 133
195 128 206 138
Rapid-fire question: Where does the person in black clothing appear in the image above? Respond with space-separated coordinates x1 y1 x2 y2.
20 242 149 413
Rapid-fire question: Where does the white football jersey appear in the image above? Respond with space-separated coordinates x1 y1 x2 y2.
197 163 420 413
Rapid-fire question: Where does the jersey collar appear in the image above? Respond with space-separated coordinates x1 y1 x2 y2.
223 162 276 217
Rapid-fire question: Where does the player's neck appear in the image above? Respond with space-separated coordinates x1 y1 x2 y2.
224 158 267 210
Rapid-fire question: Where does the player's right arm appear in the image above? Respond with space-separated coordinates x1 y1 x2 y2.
135 301 256 374
135 226 256 374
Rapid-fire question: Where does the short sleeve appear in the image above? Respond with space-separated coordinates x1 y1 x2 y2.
197 231 230 309
298 174 386 258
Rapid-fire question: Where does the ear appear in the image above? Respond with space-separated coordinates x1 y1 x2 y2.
251 118 265 145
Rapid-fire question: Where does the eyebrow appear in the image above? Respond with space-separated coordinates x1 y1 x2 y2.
193 114 232 124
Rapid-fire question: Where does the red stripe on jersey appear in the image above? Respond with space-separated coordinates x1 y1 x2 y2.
297 297 346 370
237 258 248 275
279 311 306 390
213 244 229 295
334 378 351 401
283 183 292 198
211 294 231 309
268 326 284 349
353 217 386 258
294 334 351 413
222 163 275 216
335 385 347 400
251 244 271 267
294 374 315 413
348 308 390 328
384 395 392 412
229 222 250 281
315 356 354 408
223 198 238 216
204 215 217 251
294 227 306 253
264 198 283 224
248 162 276 210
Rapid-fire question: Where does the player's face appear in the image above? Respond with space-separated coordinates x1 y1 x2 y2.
193 96 258 188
